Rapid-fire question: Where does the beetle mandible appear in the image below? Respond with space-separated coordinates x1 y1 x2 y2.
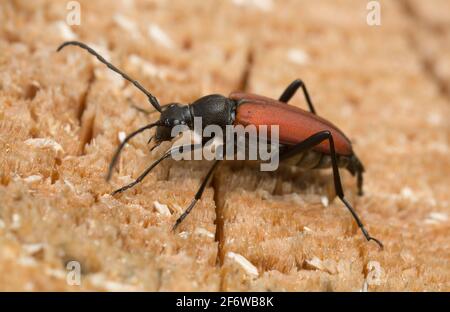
57 41 383 249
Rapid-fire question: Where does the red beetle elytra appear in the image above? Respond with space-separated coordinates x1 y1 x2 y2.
58 41 383 249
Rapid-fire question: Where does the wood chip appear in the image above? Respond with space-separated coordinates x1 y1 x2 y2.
24 138 64 153
153 201 171 216
226 252 259 277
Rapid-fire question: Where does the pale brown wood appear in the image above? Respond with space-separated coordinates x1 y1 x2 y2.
0 0 449 291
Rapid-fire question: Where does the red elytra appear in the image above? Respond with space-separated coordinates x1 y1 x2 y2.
230 92 353 156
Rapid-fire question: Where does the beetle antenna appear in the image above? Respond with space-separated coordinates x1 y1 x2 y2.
131 101 174 115
57 41 162 113
106 122 160 181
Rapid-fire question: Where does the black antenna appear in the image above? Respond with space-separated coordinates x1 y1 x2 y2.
106 122 160 181
57 41 162 113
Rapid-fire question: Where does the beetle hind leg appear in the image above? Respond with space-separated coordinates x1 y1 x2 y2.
347 155 365 196
280 131 382 249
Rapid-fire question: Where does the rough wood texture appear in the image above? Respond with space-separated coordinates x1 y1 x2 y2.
0 0 449 291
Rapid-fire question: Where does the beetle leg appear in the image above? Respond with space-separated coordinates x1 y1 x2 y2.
172 160 221 231
129 100 152 115
278 79 317 114
346 154 365 196
107 122 161 181
111 144 203 195
280 131 383 249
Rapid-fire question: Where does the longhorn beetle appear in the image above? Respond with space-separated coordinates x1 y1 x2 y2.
57 41 383 249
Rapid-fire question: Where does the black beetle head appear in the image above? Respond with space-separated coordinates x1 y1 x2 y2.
154 103 192 143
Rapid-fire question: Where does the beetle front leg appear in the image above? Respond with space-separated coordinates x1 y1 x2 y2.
278 79 317 114
129 98 152 115
111 144 203 195
172 160 221 231
280 131 383 249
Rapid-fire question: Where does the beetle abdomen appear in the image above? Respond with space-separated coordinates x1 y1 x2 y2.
231 93 353 156
283 150 350 170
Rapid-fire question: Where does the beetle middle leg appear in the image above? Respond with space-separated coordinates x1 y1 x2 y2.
280 131 383 249
278 79 317 114
172 160 221 231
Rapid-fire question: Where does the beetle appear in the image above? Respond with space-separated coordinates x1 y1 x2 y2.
57 41 383 249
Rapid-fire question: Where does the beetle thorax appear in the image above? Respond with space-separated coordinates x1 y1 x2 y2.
190 94 236 128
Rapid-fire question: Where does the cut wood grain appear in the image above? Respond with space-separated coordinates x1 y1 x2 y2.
0 0 449 291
